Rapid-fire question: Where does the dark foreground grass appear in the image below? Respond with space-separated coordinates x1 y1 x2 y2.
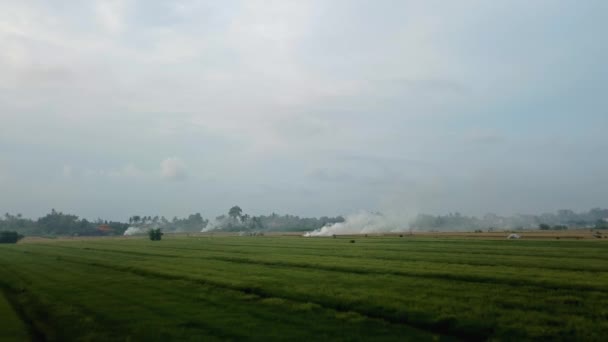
0 293 29 341
0 236 607 341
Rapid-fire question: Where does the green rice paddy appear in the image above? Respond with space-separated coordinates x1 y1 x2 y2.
0 235 607 341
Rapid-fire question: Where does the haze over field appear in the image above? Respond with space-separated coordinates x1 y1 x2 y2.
1 1 607 221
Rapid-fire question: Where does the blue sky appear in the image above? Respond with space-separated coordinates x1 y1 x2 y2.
0 0 607 220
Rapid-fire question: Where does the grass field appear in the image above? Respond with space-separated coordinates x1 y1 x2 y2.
0 292 29 341
1 235 607 341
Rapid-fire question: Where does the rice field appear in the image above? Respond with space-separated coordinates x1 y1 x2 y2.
0 235 607 341
0 291 29 341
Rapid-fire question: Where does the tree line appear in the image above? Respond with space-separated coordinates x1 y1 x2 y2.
1 207 606 237
410 208 608 231
0 207 345 237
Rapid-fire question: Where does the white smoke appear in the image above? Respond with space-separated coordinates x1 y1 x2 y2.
201 220 218 232
304 211 409 237
123 226 148 236
200 216 255 233
201 216 230 232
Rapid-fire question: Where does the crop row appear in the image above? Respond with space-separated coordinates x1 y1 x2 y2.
2 237 607 340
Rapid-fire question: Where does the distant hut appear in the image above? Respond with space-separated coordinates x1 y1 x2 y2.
96 224 114 234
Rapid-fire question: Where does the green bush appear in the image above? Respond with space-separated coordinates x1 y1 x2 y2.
0 231 24 243
148 228 163 241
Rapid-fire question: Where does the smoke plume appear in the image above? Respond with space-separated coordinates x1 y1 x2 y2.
304 211 409 237
123 226 147 236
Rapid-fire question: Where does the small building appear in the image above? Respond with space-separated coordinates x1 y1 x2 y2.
96 224 114 234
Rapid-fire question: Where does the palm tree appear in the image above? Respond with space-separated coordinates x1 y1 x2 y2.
229 206 243 222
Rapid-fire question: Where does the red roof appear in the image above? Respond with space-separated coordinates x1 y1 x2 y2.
97 224 113 232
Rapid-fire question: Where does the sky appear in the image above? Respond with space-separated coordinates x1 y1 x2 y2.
1 0 607 221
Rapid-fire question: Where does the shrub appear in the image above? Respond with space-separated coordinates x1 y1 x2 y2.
148 228 163 241
0 231 24 244
595 220 608 229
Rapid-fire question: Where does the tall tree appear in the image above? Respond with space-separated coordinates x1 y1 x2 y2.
228 206 243 221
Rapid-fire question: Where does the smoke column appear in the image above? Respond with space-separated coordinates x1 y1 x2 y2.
123 226 147 236
304 211 409 237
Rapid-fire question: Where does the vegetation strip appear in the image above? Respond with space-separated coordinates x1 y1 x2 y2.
2 236 607 340
11 246 596 340
69 258 467 339
16 244 608 293
0 250 440 341
0 289 37 341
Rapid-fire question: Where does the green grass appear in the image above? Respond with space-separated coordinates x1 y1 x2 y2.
0 292 29 341
0 236 607 341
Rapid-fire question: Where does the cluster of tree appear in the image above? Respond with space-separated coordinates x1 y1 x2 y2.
0 231 24 244
0 210 130 236
0 210 206 237
0 210 96 236
539 224 568 231
2 207 606 237
410 208 608 231
0 213 37 235
595 219 608 230
412 213 480 231
209 206 345 233
37 209 96 235
127 213 208 233
148 228 163 241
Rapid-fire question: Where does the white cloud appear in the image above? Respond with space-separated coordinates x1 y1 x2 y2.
0 1 606 219
62 165 73 178
160 157 187 181
80 163 144 180
95 0 130 34
109 163 144 179
0 162 7 183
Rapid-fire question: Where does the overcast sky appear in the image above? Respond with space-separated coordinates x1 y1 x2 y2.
1 0 607 220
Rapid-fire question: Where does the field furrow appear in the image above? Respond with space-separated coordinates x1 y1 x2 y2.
1 236 607 340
